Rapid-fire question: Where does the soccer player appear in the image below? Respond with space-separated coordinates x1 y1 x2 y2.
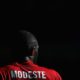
0 30 62 80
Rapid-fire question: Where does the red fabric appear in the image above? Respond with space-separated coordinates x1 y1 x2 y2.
0 60 62 80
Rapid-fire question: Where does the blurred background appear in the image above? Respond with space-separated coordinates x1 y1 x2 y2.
0 0 79 80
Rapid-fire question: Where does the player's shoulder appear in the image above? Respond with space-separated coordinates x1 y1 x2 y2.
0 66 9 76
38 65 58 73
0 66 7 72
38 65 62 80
49 69 62 80
0 64 15 72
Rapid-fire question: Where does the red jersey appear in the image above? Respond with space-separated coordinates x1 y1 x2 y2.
0 60 62 80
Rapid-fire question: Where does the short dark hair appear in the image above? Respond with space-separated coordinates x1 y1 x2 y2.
12 30 38 56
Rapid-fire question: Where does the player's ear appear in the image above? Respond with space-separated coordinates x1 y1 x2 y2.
32 49 35 56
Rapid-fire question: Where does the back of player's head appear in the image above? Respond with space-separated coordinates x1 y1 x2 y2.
13 30 39 57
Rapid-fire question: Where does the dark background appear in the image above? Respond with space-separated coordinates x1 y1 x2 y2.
0 0 79 80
